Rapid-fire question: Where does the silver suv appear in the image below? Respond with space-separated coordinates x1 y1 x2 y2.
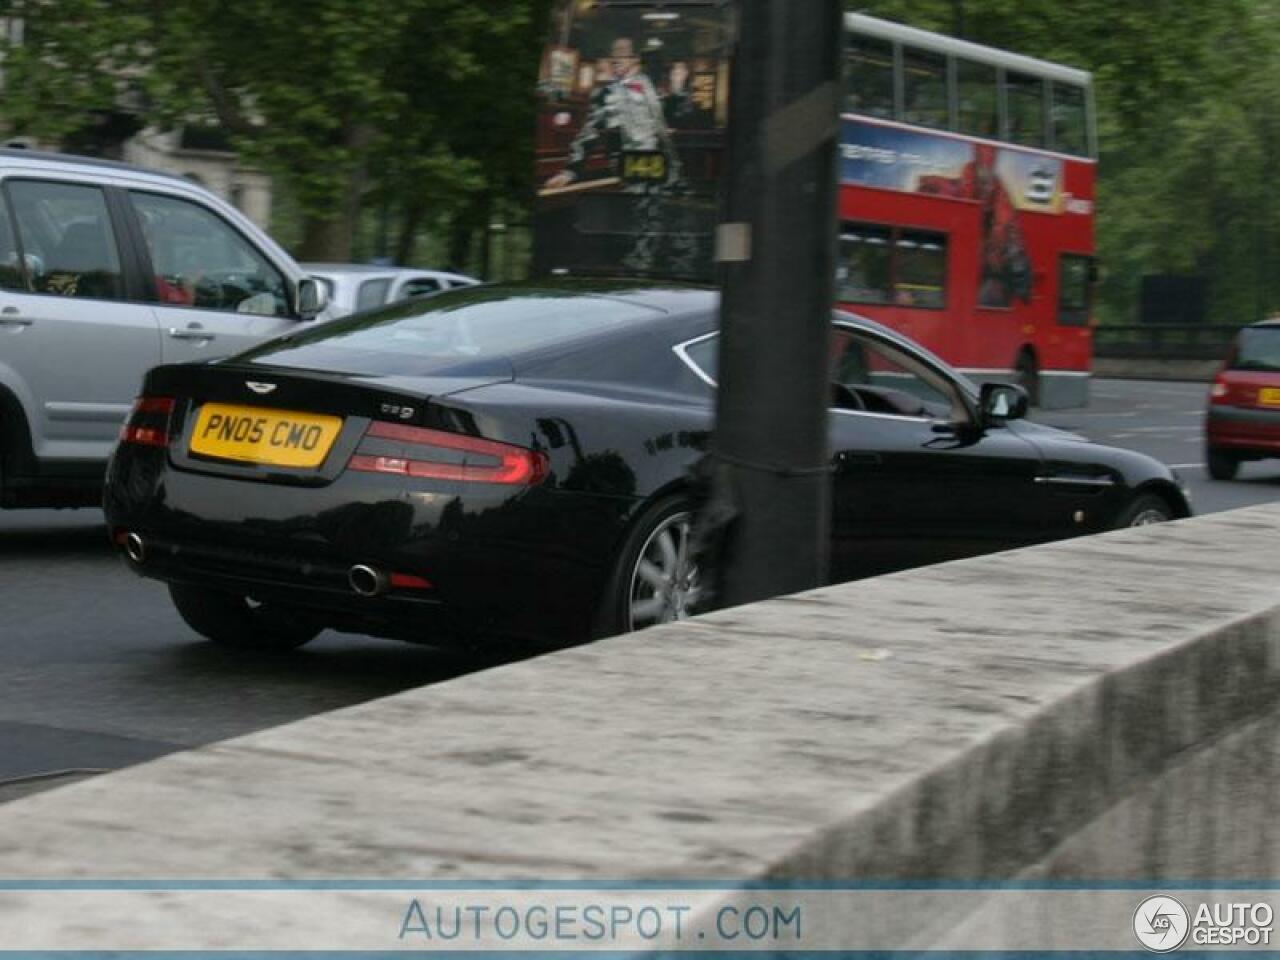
0 149 328 508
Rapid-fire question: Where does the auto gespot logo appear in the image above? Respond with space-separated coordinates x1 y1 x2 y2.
1134 895 1275 951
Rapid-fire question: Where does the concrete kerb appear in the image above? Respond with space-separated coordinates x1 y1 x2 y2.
0 505 1275 945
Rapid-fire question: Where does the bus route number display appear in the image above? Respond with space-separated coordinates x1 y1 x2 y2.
621 150 668 184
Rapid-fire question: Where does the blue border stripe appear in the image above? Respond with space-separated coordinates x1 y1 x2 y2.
0 879 1279 890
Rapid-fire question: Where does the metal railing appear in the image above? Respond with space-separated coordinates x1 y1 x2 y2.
1092 324 1242 361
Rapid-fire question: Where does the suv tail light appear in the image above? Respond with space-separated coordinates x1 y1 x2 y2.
348 421 549 486
120 396 176 447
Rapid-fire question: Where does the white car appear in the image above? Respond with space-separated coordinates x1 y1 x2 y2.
303 263 479 318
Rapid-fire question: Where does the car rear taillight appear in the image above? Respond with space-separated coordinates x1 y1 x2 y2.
348 421 549 486
1210 375 1230 403
120 396 176 447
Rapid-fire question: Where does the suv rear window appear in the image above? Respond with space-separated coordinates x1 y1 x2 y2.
1232 327 1280 371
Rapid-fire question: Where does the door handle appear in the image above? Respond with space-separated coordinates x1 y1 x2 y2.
0 307 31 327
1034 474 1117 488
834 451 882 467
168 327 215 341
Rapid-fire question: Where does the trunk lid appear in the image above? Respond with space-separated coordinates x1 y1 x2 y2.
142 360 512 485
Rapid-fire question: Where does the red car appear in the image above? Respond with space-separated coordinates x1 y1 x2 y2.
1207 320 1280 479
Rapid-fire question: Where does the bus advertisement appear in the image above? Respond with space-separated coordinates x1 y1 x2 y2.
534 7 1098 408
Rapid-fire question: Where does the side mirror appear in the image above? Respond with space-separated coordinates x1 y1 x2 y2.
980 382 1029 425
295 276 329 320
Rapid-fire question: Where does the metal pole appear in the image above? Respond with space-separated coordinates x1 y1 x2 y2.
706 0 841 609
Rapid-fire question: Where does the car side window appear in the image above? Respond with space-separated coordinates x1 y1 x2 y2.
831 328 964 421
129 191 288 317
674 334 718 385
400 277 441 300
356 278 391 312
6 180 125 301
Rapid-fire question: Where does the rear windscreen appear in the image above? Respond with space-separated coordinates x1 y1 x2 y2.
238 287 659 374
1232 327 1280 371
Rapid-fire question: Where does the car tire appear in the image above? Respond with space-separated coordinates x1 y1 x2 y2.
168 584 320 651
592 495 704 640
1114 493 1175 528
1206 447 1240 481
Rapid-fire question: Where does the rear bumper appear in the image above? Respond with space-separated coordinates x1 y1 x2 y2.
1206 405 1280 454
104 446 633 645
122 533 461 644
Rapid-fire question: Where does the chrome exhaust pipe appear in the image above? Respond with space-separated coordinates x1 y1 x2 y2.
124 532 146 564
348 564 388 597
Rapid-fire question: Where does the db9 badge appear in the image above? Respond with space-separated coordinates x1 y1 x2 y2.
380 403 415 421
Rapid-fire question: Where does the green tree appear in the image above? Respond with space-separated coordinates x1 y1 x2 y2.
374 0 548 269
141 0 417 260
0 0 548 267
0 0 150 144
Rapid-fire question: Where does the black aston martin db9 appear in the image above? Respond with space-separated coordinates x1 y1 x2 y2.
104 281 1191 650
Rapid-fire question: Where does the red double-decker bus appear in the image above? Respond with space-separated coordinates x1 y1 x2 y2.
842 14 1098 408
533 5 1096 407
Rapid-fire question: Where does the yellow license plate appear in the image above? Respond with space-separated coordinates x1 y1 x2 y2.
190 404 343 468
1259 387 1280 407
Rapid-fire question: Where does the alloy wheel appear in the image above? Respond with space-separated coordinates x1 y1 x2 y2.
627 511 703 630
1128 508 1169 526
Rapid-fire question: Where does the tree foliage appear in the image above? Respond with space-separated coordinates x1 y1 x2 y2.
0 0 150 143
2 0 1278 314
0 0 548 263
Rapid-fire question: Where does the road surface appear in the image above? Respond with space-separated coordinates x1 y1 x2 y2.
0 379 1274 798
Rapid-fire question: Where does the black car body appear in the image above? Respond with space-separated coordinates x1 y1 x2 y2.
104 282 1191 649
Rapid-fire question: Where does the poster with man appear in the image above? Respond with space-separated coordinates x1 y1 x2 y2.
535 0 733 281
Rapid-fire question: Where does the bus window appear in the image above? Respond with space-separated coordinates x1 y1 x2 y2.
1058 255 1093 326
895 230 948 309
838 224 893 304
846 34 895 119
838 223 948 310
1004 71 1046 148
1052 82 1089 157
902 46 948 130
956 58 998 139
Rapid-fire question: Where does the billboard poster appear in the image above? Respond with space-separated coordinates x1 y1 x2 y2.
535 0 734 282
841 118 1065 308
